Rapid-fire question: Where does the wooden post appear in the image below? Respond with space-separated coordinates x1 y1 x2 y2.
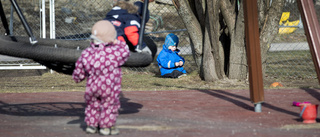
243 0 264 112
297 0 320 84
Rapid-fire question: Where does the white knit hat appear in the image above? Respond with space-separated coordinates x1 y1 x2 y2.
91 20 117 44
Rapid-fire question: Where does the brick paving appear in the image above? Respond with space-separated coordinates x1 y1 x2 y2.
0 89 319 137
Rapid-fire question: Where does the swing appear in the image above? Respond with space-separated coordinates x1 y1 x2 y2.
0 0 156 75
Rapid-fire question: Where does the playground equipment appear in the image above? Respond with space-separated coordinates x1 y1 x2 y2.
292 101 310 107
279 12 301 34
243 0 264 112
269 82 284 88
244 0 320 112
299 103 319 123
0 0 157 75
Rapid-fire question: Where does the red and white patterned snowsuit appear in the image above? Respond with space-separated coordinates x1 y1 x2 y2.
72 40 130 128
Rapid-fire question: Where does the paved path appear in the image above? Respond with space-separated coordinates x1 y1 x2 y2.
269 42 309 51
0 89 319 137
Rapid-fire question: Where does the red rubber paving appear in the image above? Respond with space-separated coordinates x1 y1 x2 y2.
0 88 319 137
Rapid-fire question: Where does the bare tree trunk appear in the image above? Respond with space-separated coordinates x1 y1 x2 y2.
258 0 267 27
202 27 219 81
209 0 224 79
228 2 247 79
191 0 206 26
259 0 284 75
200 0 219 81
174 0 284 82
173 0 203 66
220 0 235 32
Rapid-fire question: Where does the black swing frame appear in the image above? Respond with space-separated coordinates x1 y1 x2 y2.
0 0 37 44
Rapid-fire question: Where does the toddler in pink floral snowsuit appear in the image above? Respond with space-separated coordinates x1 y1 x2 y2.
72 20 130 135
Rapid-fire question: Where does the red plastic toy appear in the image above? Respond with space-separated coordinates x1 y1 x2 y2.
292 101 311 107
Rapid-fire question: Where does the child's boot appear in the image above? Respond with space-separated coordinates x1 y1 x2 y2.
178 74 187 78
99 126 119 135
99 128 110 135
86 126 97 134
110 126 120 135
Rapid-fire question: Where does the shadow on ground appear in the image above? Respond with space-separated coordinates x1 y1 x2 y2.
0 96 143 131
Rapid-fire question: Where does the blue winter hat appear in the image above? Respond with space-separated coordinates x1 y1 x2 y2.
164 33 179 49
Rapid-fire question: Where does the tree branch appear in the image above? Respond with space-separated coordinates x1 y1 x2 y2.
219 0 236 33
173 0 203 62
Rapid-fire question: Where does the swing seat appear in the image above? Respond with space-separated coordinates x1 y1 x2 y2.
0 35 157 75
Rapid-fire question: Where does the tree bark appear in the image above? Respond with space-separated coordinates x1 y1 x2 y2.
210 0 224 79
173 0 203 66
259 0 284 75
201 0 219 81
220 0 235 33
174 0 284 82
228 2 247 79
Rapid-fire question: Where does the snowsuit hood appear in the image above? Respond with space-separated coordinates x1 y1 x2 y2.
163 33 179 51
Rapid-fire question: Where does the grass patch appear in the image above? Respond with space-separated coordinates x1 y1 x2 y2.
266 50 316 79
0 72 84 93
0 69 249 93
1 49 320 94
265 50 319 88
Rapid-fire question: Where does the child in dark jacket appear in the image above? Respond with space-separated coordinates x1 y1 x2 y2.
157 33 187 78
72 20 130 135
104 0 150 53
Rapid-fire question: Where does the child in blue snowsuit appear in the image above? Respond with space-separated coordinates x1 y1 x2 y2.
157 33 187 78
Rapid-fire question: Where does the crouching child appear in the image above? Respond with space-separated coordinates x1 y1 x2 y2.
157 33 187 78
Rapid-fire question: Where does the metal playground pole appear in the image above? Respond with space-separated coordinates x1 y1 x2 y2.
243 0 265 112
